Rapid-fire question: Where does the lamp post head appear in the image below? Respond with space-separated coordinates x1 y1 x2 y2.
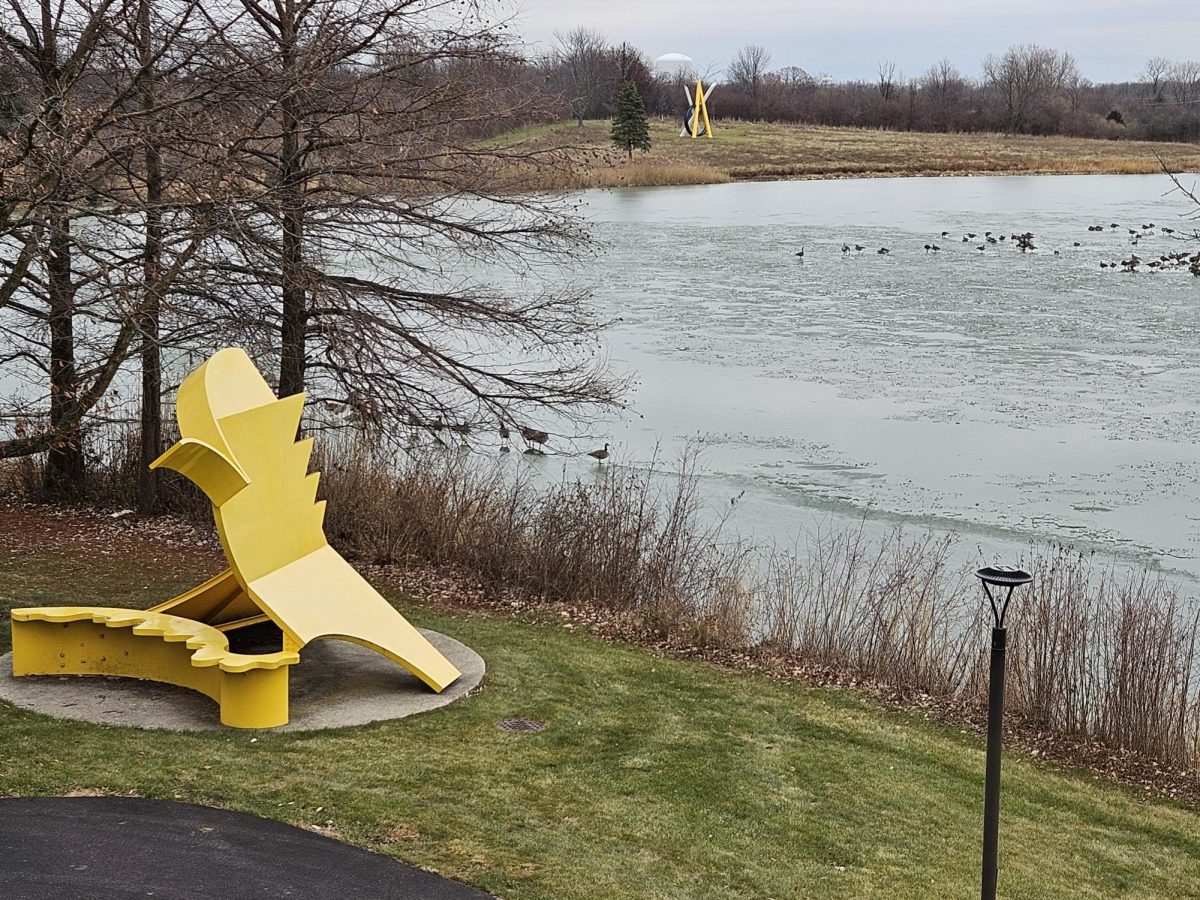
975 565 1032 629
975 565 1032 589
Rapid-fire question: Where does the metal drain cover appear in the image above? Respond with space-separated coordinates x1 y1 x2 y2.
497 717 546 733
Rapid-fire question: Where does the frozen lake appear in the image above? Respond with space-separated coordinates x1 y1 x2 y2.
557 174 1200 586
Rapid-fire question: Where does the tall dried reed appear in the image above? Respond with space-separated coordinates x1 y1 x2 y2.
9 428 1200 767
319 443 1200 767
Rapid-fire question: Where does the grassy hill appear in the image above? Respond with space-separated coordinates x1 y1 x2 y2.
494 119 1200 189
1 506 1200 898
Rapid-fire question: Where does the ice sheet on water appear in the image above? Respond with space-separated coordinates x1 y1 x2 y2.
570 174 1200 586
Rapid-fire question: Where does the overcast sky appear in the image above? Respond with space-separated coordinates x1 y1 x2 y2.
513 0 1199 84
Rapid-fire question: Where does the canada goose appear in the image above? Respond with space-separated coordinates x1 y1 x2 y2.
967 232 977 239
941 231 951 237
520 426 549 453
931 244 941 252
1073 241 1081 246
1110 223 1119 229
854 244 865 252
842 243 851 254
924 244 932 252
588 443 610 462
877 247 890 255
1163 227 1175 234
1100 262 1110 268
962 236 969 243
795 247 805 259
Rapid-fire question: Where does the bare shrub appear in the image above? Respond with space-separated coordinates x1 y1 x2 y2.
313 440 1200 767
758 528 981 696
1007 548 1200 763
316 438 756 650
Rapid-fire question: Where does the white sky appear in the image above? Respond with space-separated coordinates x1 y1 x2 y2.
512 0 1200 83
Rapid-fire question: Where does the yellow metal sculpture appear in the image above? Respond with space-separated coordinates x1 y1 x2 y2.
11 348 461 728
682 78 715 139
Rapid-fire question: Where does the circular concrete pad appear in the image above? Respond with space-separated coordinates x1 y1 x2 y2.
0 629 484 731
0 796 495 899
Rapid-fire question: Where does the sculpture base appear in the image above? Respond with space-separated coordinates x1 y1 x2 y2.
0 629 484 732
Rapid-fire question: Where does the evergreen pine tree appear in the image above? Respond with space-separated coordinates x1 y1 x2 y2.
611 81 651 160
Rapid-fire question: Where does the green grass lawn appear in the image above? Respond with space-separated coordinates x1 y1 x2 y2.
2 545 1200 898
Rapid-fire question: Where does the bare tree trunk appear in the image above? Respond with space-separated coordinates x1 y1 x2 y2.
39 3 84 495
277 2 306 399
137 0 163 512
44 210 84 495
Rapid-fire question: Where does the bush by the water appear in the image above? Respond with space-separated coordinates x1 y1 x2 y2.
6 433 1200 769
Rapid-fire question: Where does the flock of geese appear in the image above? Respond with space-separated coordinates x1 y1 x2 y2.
415 220 1198 461
419 419 610 462
792 222 1200 274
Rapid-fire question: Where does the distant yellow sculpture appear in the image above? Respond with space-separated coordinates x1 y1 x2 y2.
682 78 714 139
11 348 461 728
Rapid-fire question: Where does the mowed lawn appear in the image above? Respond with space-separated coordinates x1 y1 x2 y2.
495 119 1200 188
2 543 1200 899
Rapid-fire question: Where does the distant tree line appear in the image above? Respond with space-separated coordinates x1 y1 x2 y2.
542 33 1200 142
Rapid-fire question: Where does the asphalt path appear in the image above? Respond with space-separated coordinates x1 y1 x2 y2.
0 797 495 899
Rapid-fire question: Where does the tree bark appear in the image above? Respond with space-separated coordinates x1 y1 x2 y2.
39 2 84 496
277 1 306 399
137 0 163 512
43 210 85 495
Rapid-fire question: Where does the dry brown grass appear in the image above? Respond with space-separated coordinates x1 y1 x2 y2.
501 119 1200 188
569 161 730 189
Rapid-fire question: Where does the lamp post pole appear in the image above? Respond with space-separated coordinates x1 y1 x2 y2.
975 565 1032 900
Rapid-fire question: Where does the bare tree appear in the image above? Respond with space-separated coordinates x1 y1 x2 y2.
1141 57 1172 103
983 44 1079 133
877 60 898 102
1168 61 1200 104
920 58 966 130
552 26 611 126
199 1 622 443
0 0 213 494
728 44 771 99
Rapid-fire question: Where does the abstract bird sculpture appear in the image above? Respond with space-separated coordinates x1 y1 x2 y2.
10 348 461 728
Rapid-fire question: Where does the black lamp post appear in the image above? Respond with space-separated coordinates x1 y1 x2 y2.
975 564 1032 900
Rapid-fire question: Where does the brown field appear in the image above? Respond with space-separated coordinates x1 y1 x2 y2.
499 119 1200 189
